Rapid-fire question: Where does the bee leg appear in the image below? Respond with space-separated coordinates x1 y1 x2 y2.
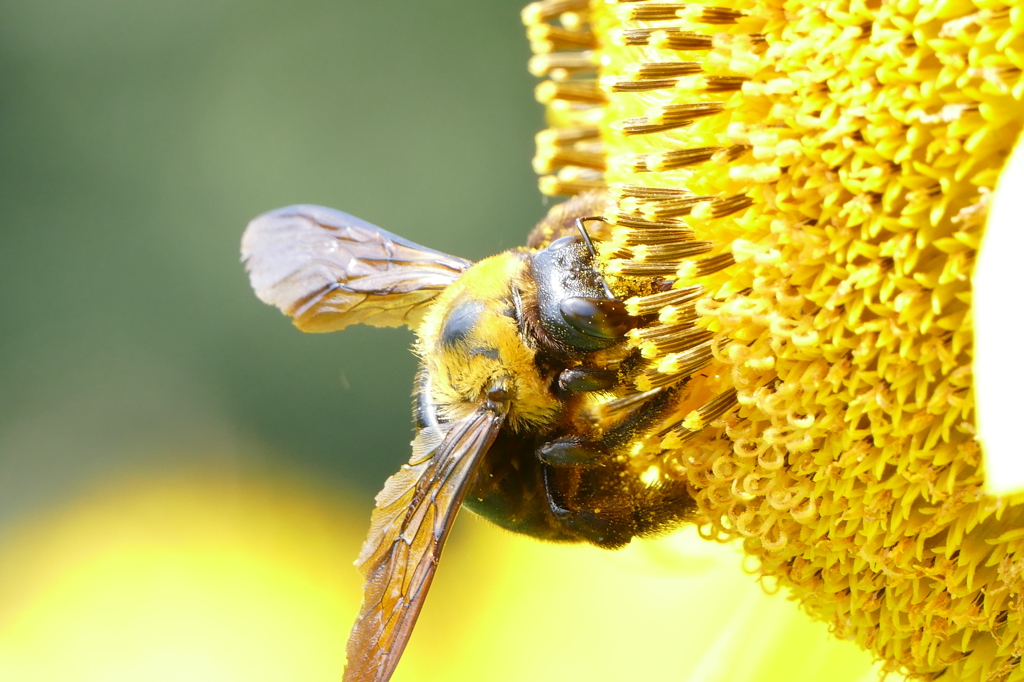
542 465 625 548
531 381 700 548
539 383 697 548
630 478 695 538
543 463 695 548
541 464 639 549
557 367 617 392
537 437 605 467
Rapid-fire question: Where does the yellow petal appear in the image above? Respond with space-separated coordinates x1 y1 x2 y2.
977 130 1024 496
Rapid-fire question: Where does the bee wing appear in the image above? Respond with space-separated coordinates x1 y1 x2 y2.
343 408 506 682
242 205 472 332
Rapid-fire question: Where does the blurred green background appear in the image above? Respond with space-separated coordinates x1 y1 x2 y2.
0 0 548 531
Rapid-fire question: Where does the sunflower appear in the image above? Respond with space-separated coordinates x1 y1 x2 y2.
524 0 1024 679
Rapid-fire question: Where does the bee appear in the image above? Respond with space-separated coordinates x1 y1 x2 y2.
241 192 695 682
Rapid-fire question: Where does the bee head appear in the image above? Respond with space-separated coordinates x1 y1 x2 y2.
529 233 635 353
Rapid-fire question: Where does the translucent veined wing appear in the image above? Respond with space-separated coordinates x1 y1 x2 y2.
343 407 507 682
242 205 472 332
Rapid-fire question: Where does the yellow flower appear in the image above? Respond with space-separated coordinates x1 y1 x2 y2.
524 0 1024 679
0 468 891 682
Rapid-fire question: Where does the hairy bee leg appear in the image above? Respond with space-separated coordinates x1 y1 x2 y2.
542 463 695 548
537 382 697 548
557 367 617 392
630 478 696 538
541 465 628 548
538 386 677 472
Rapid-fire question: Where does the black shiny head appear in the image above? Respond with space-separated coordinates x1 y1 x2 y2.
528 231 634 352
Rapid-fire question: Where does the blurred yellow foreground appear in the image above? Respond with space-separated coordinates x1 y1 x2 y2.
0 468 896 682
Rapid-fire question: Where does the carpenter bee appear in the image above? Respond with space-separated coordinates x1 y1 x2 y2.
241 192 694 682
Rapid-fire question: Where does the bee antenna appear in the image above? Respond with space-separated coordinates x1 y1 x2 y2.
574 216 616 301
574 217 603 258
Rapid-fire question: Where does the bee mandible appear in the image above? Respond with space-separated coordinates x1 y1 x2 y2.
241 192 695 682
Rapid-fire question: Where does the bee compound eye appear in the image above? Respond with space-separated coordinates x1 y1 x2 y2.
559 297 634 340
